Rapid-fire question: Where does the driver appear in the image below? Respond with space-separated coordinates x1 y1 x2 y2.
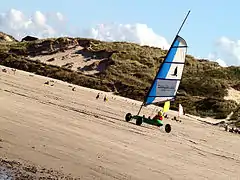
153 110 164 121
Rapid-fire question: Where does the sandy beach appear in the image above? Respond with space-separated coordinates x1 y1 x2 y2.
0 66 239 179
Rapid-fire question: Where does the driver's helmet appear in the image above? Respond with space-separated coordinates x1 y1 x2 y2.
158 110 163 116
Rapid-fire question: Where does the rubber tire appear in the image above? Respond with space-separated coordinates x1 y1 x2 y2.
136 117 143 126
165 124 171 133
125 113 132 122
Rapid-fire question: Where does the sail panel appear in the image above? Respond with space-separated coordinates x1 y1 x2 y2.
144 35 187 105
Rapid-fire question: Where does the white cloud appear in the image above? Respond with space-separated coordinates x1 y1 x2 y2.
191 37 240 67
0 9 169 49
33 11 46 26
206 52 227 67
213 36 240 66
216 59 228 67
0 9 66 39
80 23 170 49
56 12 64 21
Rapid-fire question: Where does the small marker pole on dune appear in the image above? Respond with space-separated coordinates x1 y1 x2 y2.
178 104 183 122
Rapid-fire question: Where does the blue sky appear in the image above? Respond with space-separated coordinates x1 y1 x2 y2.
0 0 240 65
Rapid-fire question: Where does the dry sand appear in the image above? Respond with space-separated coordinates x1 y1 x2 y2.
0 66 239 179
225 88 240 104
30 46 105 75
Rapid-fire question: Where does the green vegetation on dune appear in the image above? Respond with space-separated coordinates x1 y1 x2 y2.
0 33 239 125
231 105 240 121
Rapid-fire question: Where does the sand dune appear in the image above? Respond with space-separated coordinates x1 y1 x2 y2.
225 88 240 104
0 66 239 179
29 46 106 75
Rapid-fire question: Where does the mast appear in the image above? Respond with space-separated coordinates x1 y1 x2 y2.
136 10 191 116
176 10 191 36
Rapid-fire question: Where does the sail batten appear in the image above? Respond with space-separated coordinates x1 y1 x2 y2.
144 35 187 106
148 96 179 97
156 78 181 81
163 62 185 64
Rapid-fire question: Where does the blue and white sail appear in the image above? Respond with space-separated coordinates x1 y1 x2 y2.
144 35 187 106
